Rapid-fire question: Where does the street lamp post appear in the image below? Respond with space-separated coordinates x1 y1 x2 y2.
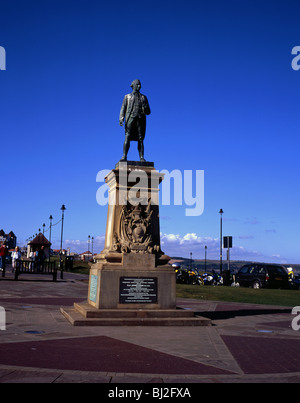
88 235 90 262
60 205 66 255
204 245 207 272
49 215 53 262
91 236 94 262
60 205 66 278
219 209 223 274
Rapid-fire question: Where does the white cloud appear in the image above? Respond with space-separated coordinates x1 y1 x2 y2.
63 235 105 254
160 232 285 263
161 233 181 243
181 233 198 242
60 232 289 264
161 232 219 258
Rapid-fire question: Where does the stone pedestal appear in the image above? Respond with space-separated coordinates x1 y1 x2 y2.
61 161 211 326
97 161 168 264
88 254 175 310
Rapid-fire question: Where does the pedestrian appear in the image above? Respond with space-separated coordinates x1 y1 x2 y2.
0 242 7 276
40 245 45 262
11 246 21 273
29 250 35 270
38 246 45 271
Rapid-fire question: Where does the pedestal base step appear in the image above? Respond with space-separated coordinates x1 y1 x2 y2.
60 302 211 327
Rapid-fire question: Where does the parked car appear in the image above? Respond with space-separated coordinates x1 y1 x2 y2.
236 263 289 289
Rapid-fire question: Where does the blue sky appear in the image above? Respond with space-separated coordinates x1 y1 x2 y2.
0 0 299 263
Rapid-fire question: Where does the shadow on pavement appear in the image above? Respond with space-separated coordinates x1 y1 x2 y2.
195 308 291 321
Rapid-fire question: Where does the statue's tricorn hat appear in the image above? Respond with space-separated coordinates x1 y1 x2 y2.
130 79 141 88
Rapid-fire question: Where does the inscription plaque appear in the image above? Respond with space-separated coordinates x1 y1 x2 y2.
89 274 98 303
119 277 158 304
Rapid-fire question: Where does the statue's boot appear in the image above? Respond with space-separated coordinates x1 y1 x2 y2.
121 139 130 161
138 141 146 162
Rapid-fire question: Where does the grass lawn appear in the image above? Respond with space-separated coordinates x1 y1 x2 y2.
70 263 90 275
176 284 300 307
55 257 91 275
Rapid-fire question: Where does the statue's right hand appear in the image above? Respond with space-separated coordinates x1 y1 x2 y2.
119 118 124 126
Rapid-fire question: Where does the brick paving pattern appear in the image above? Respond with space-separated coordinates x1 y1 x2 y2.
0 269 299 383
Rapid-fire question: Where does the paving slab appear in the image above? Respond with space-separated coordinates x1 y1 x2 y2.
0 267 300 383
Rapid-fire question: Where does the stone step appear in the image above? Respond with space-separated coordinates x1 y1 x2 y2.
60 306 211 327
73 302 195 319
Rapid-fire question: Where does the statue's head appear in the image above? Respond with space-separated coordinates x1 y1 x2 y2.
130 79 141 91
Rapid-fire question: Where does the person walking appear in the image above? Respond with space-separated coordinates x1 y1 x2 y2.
29 250 35 270
0 242 8 276
11 246 21 273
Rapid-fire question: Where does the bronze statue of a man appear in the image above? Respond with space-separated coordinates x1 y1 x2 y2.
119 79 151 162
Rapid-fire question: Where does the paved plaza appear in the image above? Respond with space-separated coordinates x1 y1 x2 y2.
0 268 299 383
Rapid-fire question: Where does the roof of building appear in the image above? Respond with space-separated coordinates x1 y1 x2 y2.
0 229 16 237
28 233 51 246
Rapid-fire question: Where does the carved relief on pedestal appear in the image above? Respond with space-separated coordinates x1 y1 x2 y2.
112 198 160 255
